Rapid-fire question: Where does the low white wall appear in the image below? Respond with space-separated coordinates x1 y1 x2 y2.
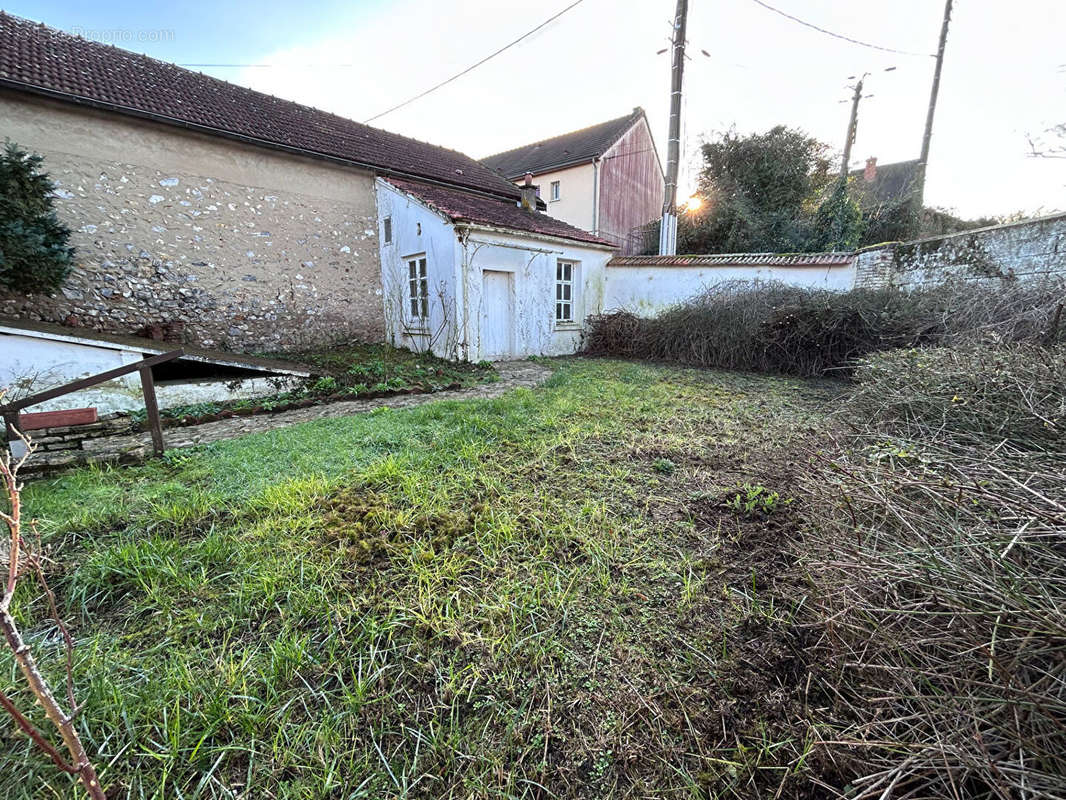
1 330 302 415
604 261 855 316
1 330 143 414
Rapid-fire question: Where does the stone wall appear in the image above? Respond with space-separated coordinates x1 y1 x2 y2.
0 93 384 352
855 212 1066 289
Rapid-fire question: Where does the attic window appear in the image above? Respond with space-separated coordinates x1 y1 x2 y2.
383 216 392 244
550 181 560 202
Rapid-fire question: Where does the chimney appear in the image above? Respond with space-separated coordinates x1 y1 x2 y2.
519 172 538 211
864 157 878 183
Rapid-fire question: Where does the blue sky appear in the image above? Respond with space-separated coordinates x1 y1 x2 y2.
6 0 1064 218
5 0 375 65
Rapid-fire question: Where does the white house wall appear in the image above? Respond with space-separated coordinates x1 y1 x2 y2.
514 163 597 233
375 180 461 358
604 262 856 316
460 230 610 361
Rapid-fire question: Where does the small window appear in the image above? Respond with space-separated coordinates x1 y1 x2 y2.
555 260 574 323
550 181 561 202
383 216 392 244
407 255 429 321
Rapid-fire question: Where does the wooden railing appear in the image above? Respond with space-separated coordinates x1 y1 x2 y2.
1 349 184 456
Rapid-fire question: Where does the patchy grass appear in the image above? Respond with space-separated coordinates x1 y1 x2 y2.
5 359 842 799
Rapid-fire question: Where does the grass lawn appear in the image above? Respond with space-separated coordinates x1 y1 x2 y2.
4 358 842 799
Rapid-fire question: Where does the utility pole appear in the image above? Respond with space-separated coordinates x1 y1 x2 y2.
913 0 953 210
658 0 688 256
839 77 865 183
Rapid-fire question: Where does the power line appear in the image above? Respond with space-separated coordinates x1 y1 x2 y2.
363 0 587 124
748 0 934 58
179 63 358 68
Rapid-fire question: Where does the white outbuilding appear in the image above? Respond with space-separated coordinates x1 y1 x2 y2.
376 177 616 362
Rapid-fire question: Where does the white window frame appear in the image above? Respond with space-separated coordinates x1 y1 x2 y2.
406 254 429 324
550 180 561 202
555 260 577 326
383 216 392 245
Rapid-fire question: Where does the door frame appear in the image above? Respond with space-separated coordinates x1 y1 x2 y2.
478 269 515 361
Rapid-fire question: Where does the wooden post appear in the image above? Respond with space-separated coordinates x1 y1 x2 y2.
139 366 165 456
2 412 17 452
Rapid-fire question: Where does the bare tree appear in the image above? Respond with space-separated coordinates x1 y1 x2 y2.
0 420 105 799
1028 123 1066 159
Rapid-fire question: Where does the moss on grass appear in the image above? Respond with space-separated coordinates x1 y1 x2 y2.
7 359 843 799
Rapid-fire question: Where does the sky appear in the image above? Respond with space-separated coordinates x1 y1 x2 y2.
8 0 1065 218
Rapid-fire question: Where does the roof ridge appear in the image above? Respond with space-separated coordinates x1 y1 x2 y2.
0 11 520 199
481 108 643 164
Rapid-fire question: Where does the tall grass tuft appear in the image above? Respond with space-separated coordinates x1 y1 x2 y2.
799 342 1066 798
585 279 1066 376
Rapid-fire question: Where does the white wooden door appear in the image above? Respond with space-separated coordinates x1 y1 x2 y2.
479 270 514 360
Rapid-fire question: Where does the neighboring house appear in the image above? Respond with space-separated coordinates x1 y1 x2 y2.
0 12 613 364
481 109 664 254
849 157 921 214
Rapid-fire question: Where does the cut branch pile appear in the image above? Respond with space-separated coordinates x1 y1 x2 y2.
798 343 1066 798
585 278 1066 377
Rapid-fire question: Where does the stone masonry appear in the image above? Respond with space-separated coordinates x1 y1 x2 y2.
854 212 1066 289
0 94 385 352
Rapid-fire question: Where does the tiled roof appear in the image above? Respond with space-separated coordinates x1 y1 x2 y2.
0 12 521 201
481 109 645 179
386 178 614 248
609 253 853 267
849 159 921 210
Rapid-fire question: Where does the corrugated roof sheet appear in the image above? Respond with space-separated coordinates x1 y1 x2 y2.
481 109 644 179
386 179 614 248
608 253 853 267
0 12 522 201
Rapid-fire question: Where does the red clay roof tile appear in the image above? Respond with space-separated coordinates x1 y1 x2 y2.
386 178 614 248
0 12 522 201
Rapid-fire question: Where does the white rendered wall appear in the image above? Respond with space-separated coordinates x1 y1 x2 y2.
459 229 611 361
0 331 304 415
375 180 461 359
604 262 856 316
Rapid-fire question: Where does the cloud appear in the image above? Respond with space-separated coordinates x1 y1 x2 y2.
227 0 1065 217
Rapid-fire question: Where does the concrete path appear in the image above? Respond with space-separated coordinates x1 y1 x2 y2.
31 361 552 472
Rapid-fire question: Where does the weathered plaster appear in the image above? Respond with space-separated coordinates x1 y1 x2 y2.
0 93 384 351
375 179 611 361
855 213 1066 289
